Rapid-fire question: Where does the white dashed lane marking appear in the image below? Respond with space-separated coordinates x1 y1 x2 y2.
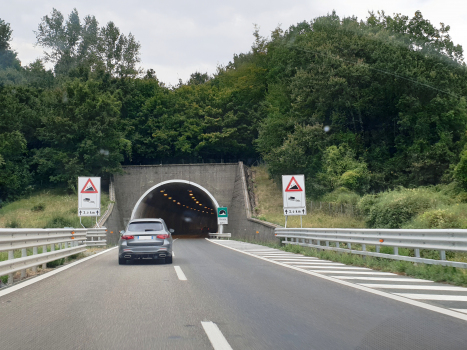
394 294 467 301
174 266 187 281
201 321 233 350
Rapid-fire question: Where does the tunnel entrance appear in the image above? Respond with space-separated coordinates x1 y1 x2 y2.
131 180 219 237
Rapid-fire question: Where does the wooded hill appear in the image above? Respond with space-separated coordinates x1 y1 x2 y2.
1 9 467 203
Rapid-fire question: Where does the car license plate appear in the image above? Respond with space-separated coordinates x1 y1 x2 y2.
137 236 153 240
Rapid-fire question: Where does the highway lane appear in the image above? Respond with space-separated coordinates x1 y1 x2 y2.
0 238 466 349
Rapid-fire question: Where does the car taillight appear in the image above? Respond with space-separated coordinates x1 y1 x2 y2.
157 234 169 239
121 235 134 240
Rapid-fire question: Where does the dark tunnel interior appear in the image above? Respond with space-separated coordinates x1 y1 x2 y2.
132 182 218 237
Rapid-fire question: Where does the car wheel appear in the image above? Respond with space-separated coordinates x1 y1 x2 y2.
118 257 126 265
165 256 173 264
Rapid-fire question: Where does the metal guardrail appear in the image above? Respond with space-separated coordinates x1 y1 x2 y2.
275 228 467 268
0 227 107 285
208 233 232 239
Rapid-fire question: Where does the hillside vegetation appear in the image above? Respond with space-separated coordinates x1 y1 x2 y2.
1 9 467 209
0 188 110 228
253 165 467 230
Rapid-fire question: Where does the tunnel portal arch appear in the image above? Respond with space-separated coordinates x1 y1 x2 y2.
131 180 222 236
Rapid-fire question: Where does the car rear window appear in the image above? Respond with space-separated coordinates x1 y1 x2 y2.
127 222 163 232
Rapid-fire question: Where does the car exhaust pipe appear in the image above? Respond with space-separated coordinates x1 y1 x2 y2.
124 255 132 258
159 254 166 258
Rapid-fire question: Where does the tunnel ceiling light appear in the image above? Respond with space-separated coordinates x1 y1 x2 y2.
164 194 168 196
168 197 172 199
160 190 164 192
189 193 193 196
177 202 180 205
188 190 192 192
196 201 199 203
199 204 202 206
173 200 176 202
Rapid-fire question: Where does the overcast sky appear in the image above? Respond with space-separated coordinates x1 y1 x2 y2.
2 0 466 86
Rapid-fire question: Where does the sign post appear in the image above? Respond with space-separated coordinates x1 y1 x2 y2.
282 175 306 227
217 207 228 225
78 177 101 227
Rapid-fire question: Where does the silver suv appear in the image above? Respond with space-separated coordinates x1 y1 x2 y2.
118 218 173 264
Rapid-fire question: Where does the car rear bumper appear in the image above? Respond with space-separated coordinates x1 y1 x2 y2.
119 247 172 260
121 252 170 259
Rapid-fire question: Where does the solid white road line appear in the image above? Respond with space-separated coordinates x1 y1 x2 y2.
174 266 187 281
360 284 467 291
451 309 467 314
394 294 467 301
0 247 118 299
207 239 467 322
307 270 396 275
334 276 434 282
271 257 320 261
201 321 233 350
279 261 343 265
296 265 371 270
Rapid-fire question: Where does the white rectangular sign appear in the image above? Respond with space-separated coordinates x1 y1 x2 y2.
282 175 306 216
78 177 101 217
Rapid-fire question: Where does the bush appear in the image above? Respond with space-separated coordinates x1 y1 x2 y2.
404 204 467 229
321 187 361 205
0 275 8 284
46 258 64 268
31 203 46 212
6 219 21 228
358 187 453 228
44 216 73 228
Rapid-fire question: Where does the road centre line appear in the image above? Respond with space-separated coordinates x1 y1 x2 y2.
360 284 467 291
206 239 467 322
201 321 233 350
334 276 434 282
0 247 118 299
394 294 467 301
174 266 187 281
281 262 345 265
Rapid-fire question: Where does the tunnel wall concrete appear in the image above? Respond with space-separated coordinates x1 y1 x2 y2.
104 162 281 245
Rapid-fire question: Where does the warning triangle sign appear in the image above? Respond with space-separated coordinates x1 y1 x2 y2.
285 176 303 192
80 178 98 193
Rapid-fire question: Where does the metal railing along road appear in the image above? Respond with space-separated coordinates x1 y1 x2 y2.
275 228 467 268
0 227 107 285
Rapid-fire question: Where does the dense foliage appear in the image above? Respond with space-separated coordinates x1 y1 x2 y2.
1 9 467 204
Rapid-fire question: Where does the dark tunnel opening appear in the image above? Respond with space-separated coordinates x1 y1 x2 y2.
132 181 219 237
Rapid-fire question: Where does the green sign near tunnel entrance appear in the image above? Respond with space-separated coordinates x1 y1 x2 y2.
217 207 228 225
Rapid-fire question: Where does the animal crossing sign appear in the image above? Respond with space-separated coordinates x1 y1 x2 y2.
78 177 101 216
282 175 306 216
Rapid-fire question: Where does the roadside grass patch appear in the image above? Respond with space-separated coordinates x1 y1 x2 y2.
0 188 110 228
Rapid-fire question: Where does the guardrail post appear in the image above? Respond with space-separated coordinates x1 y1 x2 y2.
362 244 366 251
336 242 339 248
394 247 399 255
42 245 47 270
376 246 380 253
32 247 38 273
415 249 420 258
325 241 329 247
21 248 27 279
51 243 55 252
440 250 446 260
347 243 351 249
8 250 14 285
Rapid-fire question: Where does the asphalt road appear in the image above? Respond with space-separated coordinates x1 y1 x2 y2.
1 238 466 350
